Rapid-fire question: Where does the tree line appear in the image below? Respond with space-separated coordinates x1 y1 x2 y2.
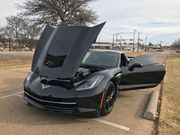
0 16 41 51
171 39 180 50
0 0 97 51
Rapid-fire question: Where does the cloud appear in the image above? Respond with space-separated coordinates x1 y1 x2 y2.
90 0 180 44
0 0 180 44
0 0 25 26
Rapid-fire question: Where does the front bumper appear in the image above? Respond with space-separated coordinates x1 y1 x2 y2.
24 89 102 114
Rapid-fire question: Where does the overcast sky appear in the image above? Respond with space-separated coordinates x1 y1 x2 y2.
0 0 180 44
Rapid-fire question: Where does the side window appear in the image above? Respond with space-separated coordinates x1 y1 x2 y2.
120 53 128 67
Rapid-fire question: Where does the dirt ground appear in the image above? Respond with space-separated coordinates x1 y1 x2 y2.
0 52 33 67
159 54 180 135
0 51 167 135
0 50 153 68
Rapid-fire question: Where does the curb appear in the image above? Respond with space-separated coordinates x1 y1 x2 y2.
143 90 159 120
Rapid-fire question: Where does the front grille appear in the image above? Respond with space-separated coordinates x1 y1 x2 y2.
41 79 74 90
24 90 77 109
44 54 66 68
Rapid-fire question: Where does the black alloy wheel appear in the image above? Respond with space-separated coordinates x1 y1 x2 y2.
101 81 117 116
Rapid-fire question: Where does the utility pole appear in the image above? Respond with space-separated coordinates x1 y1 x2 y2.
133 29 136 52
112 34 115 46
137 32 141 52
144 36 148 45
116 33 119 46
120 35 123 50
144 36 148 52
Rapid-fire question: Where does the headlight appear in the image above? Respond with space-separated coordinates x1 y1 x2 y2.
26 72 33 81
24 72 33 89
76 75 104 91
24 72 33 85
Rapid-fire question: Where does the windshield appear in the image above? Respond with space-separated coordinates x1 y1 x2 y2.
82 51 119 68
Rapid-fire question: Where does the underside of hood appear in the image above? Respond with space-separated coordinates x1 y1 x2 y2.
31 22 105 79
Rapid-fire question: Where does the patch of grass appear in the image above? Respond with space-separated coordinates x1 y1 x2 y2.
0 56 32 68
0 51 144 69
124 51 144 57
159 54 180 135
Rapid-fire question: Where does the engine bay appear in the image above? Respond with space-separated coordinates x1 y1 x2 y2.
73 67 94 83
40 66 99 89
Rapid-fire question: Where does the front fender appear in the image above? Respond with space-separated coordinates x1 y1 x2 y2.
96 67 121 92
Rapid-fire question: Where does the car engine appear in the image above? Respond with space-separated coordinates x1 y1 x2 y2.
73 67 92 82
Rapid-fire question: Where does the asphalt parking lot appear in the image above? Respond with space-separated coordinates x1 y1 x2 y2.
0 52 167 135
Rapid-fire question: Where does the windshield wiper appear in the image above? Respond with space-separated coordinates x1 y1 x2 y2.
80 64 105 70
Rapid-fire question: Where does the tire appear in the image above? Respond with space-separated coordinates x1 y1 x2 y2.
101 81 117 116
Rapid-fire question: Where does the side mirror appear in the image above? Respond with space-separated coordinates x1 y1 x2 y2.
128 63 142 71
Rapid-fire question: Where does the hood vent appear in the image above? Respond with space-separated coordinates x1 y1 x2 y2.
45 54 66 68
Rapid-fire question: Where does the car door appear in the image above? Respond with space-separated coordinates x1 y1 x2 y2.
119 55 165 91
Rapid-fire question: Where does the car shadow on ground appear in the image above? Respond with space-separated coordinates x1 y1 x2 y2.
117 89 152 119
0 94 102 126
0 78 153 126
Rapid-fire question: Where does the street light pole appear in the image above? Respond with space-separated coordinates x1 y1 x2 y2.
133 29 136 52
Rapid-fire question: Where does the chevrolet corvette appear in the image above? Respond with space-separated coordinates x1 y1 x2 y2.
24 22 165 116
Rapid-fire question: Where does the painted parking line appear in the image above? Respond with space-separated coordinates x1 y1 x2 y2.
0 91 23 99
94 119 130 132
0 87 23 94
16 94 23 98
10 93 130 132
15 93 130 132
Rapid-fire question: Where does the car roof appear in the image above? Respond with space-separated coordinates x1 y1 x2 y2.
89 49 124 54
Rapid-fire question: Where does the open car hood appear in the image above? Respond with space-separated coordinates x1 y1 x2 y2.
31 22 105 79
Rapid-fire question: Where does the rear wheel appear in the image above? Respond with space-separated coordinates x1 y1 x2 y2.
101 81 117 116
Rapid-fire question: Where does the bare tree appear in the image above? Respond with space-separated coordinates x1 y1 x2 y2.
6 16 27 47
172 39 180 50
1 15 41 51
23 22 41 50
0 27 14 51
0 28 6 48
18 0 97 26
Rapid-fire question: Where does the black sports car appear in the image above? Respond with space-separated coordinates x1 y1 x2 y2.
24 22 165 116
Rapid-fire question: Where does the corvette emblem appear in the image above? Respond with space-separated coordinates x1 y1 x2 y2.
42 84 50 89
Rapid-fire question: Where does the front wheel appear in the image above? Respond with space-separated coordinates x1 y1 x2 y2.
101 81 117 116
